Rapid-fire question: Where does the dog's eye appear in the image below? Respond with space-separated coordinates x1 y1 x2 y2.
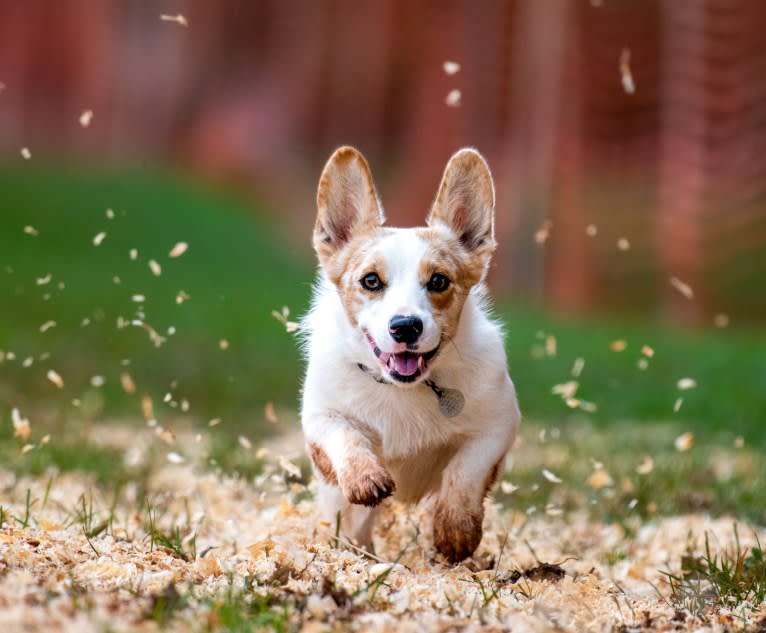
427 273 451 293
360 272 384 292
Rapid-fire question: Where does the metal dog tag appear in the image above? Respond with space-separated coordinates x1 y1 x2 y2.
425 379 465 418
437 387 465 418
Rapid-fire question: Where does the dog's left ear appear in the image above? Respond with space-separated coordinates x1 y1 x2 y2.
427 148 496 258
314 146 384 264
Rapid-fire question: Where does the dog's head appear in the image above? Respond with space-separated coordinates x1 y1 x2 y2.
314 146 496 385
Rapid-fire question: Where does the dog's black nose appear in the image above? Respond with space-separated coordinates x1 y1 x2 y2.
388 315 423 344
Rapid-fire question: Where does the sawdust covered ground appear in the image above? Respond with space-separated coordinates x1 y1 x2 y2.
0 425 764 633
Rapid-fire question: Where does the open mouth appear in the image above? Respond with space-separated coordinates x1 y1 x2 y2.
365 333 440 383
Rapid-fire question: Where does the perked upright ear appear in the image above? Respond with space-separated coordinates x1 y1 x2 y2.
427 148 496 255
314 146 384 262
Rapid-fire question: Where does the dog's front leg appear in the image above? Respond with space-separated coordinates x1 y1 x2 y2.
432 431 510 563
304 411 395 548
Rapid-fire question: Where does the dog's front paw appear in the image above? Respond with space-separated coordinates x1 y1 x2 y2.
433 501 483 563
340 458 395 507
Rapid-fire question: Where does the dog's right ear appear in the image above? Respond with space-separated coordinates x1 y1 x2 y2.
314 147 384 263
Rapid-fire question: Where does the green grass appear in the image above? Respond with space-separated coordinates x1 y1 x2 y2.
0 162 764 448
501 305 766 443
663 525 766 619
496 421 766 526
0 161 312 429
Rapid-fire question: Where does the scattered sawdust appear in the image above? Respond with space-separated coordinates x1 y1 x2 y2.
1 424 764 632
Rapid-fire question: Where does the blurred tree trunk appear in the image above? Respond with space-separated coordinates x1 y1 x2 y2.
500 0 571 300
658 0 766 324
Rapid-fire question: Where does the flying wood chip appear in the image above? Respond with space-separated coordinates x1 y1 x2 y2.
443 61 461 75
669 276 694 299
46 369 64 389
159 13 188 27
445 89 461 107
169 242 188 258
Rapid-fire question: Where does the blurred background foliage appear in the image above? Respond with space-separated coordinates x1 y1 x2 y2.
0 1 764 446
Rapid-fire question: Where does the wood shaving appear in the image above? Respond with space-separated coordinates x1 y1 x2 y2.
11 408 31 442
713 313 729 328
141 395 154 421
617 237 630 251
674 397 683 413
92 231 107 246
264 402 278 424
636 456 654 474
545 334 556 357
542 469 563 483
20 147 31 160
148 260 162 276
586 469 613 489
619 48 635 94
277 456 301 479
169 242 188 258
39 320 56 333
677 377 696 390
120 372 136 394
79 110 93 127
534 220 552 245
442 61 461 75
159 13 188 27
571 357 585 377
610 339 627 352
552 380 578 399
238 435 252 450
641 345 654 358
674 431 694 452
669 276 694 299
23 225 39 236
445 89 461 107
46 369 64 389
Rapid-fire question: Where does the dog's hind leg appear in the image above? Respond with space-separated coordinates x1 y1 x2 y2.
316 480 379 551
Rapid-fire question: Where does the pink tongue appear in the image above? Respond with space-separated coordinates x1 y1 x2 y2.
393 353 419 376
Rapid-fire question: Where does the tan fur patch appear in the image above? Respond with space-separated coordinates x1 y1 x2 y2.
309 443 338 485
340 452 395 507
326 234 390 329
414 227 488 343
483 457 504 498
314 147 383 268
433 497 484 563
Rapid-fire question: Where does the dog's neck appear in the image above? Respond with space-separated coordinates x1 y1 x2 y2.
355 362 465 418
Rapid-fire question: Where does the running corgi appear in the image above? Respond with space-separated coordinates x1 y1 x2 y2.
301 146 520 563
